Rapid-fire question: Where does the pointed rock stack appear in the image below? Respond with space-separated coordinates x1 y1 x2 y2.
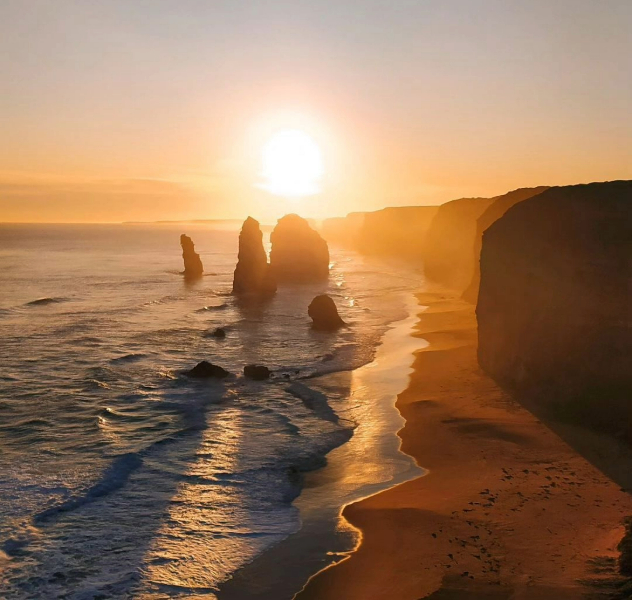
180 234 204 279
232 217 277 297
270 214 329 283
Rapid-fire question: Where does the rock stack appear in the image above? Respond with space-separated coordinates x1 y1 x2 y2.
270 214 329 283
232 217 277 297
180 234 204 279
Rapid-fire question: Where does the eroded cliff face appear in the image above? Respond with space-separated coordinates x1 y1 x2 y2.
420 197 495 292
321 213 365 248
270 214 330 282
321 207 439 261
462 187 549 303
356 206 439 259
477 181 632 437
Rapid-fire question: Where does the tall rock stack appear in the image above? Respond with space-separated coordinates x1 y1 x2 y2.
270 214 330 282
232 217 277 296
180 234 204 279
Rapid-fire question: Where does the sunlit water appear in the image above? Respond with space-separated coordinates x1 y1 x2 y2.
0 223 422 599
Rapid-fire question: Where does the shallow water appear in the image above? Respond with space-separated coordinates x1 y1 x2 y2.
0 223 423 599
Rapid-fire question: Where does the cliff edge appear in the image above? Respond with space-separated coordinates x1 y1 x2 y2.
477 180 632 438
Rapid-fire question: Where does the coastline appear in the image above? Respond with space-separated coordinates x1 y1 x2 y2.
217 292 428 599
296 289 632 599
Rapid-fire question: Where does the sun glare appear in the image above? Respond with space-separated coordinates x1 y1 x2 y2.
259 129 324 197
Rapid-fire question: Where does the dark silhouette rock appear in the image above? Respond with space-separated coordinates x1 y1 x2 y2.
232 217 277 296
211 327 226 339
270 214 329 282
477 180 632 439
308 294 345 330
244 364 271 380
180 234 204 279
185 361 230 379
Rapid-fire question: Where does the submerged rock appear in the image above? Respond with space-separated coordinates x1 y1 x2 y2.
244 364 271 380
232 217 276 296
180 234 204 279
185 361 230 379
308 294 345 330
211 327 226 339
270 214 329 282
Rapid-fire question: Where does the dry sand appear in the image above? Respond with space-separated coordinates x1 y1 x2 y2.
296 291 632 599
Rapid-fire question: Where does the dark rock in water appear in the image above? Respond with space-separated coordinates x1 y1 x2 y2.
244 364 271 380
477 180 632 439
232 217 276 296
270 214 329 282
180 234 204 279
211 327 226 339
185 361 229 379
308 294 345 330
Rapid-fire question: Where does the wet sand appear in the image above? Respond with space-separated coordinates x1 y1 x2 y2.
296 290 632 599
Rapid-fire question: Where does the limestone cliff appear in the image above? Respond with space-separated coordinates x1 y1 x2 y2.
477 181 632 437
421 197 496 292
321 213 365 248
462 187 549 303
356 206 439 260
321 207 440 262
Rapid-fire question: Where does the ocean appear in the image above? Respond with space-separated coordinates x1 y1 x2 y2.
0 223 423 599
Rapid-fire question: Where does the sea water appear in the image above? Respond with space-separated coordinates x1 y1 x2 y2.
0 223 422 599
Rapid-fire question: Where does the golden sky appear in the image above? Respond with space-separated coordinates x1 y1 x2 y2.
1 0 631 223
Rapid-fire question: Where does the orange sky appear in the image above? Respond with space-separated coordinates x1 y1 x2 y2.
1 0 631 223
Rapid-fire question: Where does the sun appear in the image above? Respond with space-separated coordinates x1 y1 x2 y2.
259 129 324 197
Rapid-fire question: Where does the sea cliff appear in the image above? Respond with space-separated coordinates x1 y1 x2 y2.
477 180 632 438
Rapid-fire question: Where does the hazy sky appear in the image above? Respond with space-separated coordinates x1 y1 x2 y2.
1 0 631 222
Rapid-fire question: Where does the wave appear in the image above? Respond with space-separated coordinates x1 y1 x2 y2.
33 453 143 524
195 303 229 312
98 407 148 422
0 417 52 433
109 353 148 364
25 297 69 307
285 382 341 424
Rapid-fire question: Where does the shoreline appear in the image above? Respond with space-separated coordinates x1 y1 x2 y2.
216 291 428 599
296 289 632 599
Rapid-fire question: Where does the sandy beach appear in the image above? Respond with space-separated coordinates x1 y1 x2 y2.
296 290 632 599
